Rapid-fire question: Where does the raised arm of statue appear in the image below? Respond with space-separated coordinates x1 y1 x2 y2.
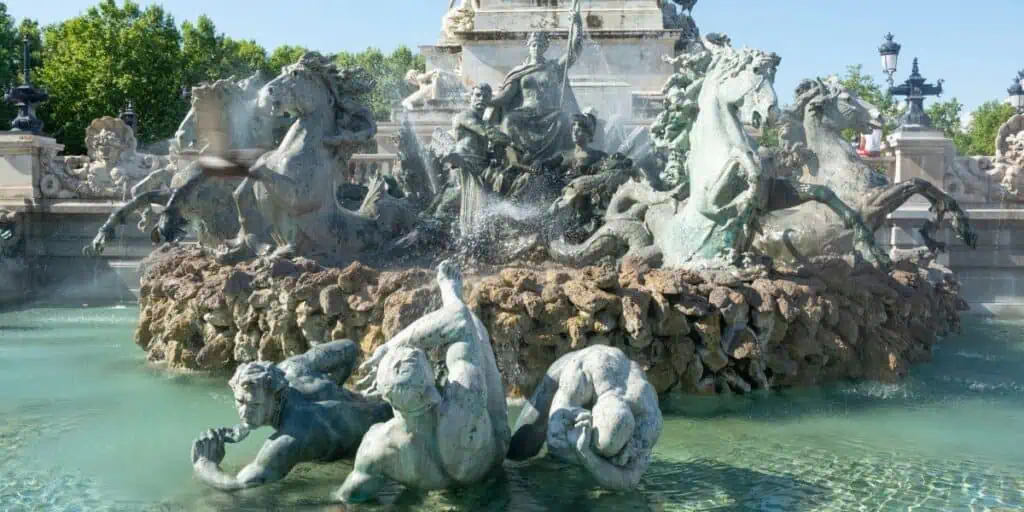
558 0 585 72
192 429 301 491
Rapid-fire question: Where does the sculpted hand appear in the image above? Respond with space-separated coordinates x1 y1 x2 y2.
574 418 593 456
356 343 390 394
191 429 227 466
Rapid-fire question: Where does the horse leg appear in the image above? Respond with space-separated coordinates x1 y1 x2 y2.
85 190 173 255
862 178 978 253
215 177 273 264
766 178 892 269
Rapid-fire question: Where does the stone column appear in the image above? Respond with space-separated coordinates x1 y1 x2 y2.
0 131 64 201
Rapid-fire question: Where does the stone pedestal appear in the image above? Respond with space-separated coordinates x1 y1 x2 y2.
884 128 958 267
887 128 956 199
0 132 63 201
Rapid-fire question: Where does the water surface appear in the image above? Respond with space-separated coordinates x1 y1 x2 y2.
1 307 1022 511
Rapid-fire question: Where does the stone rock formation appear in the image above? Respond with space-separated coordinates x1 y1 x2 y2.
136 245 966 397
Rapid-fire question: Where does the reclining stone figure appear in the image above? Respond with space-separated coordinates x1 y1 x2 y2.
190 339 392 491
508 345 663 491
335 260 510 503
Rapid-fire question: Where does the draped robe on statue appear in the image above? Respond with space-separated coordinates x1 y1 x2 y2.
487 60 582 167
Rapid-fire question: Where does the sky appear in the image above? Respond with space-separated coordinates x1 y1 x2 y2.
7 0 1022 116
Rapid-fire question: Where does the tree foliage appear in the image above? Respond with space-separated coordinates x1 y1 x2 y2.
958 100 1015 156
36 0 185 153
0 0 430 155
334 46 424 121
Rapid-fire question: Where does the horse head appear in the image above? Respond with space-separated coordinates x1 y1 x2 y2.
260 52 364 118
700 35 781 132
793 76 882 135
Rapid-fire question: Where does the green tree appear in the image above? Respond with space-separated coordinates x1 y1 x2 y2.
181 15 267 87
334 46 424 121
959 100 1015 156
266 44 307 75
36 0 184 153
0 4 21 123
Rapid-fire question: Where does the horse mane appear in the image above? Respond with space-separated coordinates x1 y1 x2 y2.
292 52 378 162
790 77 842 122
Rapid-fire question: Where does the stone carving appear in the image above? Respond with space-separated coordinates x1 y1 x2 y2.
401 67 466 111
161 53 417 265
756 77 977 259
508 345 663 491
85 72 274 256
945 155 994 203
442 0 476 40
991 113 1024 201
42 117 167 199
191 339 393 491
485 1 585 166
336 260 509 503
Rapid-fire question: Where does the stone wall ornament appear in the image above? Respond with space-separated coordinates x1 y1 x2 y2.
51 116 167 200
508 345 663 491
190 339 393 491
442 0 477 41
401 67 466 111
335 260 510 503
990 113 1024 201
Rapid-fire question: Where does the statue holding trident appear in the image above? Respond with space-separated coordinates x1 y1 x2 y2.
486 0 584 166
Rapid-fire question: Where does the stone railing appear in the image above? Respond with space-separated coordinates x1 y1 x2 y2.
346 153 399 186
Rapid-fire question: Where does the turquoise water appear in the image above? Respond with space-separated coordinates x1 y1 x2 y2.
2 307 1024 511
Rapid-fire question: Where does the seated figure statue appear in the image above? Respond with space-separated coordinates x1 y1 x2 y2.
190 339 393 491
335 260 510 503
486 4 584 167
507 345 663 491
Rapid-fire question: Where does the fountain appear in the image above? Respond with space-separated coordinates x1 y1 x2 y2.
8 1 1020 510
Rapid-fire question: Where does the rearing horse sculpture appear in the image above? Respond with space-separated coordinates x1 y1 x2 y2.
84 72 277 256
550 35 891 269
755 77 977 261
160 53 417 264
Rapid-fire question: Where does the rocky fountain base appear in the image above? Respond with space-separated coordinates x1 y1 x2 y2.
135 246 966 397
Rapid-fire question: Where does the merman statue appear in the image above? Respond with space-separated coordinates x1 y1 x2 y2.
335 260 510 503
508 345 663 491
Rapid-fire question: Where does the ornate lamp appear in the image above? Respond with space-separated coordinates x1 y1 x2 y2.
878 33 901 88
4 36 48 134
1011 71 1024 114
889 58 943 131
119 100 138 132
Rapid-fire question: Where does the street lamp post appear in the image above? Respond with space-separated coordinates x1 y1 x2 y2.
1009 70 1024 114
878 33 901 88
3 36 49 134
119 100 138 132
889 58 944 130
